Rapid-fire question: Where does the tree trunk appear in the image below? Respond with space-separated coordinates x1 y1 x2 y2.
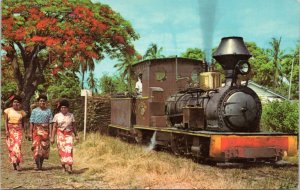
21 85 36 116
13 43 46 117
274 65 279 87
14 58 42 138
272 37 281 88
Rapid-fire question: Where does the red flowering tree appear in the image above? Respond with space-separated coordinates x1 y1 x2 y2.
2 0 139 113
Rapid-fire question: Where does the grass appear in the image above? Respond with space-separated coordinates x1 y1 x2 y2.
1 113 297 189
283 155 298 164
74 133 298 189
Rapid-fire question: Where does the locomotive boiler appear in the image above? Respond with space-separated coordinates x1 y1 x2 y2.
108 37 297 163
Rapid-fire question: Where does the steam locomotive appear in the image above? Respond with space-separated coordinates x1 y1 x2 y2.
108 37 297 162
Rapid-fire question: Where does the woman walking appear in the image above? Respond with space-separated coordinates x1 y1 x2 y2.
29 94 53 170
4 95 26 171
51 99 79 173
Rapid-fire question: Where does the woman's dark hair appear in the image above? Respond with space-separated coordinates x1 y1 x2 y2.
37 94 48 101
59 99 69 108
12 95 22 103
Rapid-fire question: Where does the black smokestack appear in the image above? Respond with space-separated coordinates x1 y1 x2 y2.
213 36 252 79
213 36 251 70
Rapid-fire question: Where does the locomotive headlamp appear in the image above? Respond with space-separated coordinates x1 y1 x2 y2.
236 60 251 75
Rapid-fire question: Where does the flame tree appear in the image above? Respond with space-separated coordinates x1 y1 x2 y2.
2 0 139 114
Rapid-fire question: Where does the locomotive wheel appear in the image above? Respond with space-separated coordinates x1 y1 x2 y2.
170 133 187 156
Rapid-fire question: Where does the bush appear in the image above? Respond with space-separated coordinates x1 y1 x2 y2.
261 100 298 133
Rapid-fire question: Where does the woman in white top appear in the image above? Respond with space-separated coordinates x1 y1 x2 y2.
51 99 79 173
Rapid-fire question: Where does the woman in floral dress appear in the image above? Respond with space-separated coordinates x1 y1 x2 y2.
4 95 26 171
29 94 53 170
51 99 79 173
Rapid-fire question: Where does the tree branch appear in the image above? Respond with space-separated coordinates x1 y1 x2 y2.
15 42 28 68
5 42 24 92
11 57 24 92
28 45 40 63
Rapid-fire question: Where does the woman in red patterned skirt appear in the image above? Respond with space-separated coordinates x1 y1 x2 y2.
4 95 26 171
51 99 79 173
29 94 53 170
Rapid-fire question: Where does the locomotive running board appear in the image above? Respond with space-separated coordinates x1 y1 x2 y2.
109 124 131 131
133 125 211 137
133 125 297 137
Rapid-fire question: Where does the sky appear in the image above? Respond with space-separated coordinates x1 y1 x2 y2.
88 0 299 86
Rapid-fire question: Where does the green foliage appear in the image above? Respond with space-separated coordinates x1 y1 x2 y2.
261 100 298 133
87 71 99 94
98 72 129 94
280 43 299 99
46 70 81 99
267 37 285 88
1 81 17 99
181 48 205 60
98 73 116 94
114 54 138 93
1 57 18 98
246 42 271 85
79 59 95 89
143 43 165 59
246 41 299 100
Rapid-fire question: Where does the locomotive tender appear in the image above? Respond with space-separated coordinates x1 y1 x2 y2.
109 37 297 162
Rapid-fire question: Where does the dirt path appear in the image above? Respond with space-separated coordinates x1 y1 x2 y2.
0 133 110 189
